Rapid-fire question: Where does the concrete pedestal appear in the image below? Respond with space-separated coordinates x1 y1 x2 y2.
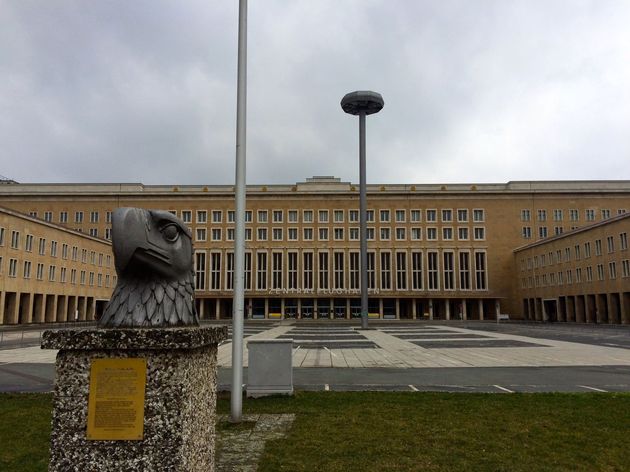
42 326 227 472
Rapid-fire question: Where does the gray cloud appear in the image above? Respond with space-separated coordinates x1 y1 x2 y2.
1 0 629 185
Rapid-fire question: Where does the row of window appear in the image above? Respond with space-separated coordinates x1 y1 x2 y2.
521 232 628 270
0 228 111 267
521 208 627 222
192 226 487 242
29 210 113 224
193 249 488 293
522 259 630 289
2 257 115 287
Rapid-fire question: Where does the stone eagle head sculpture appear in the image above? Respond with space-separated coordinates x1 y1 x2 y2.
99 207 199 328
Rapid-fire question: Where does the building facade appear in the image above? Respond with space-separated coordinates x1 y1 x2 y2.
0 207 115 324
1 177 629 323
515 213 630 323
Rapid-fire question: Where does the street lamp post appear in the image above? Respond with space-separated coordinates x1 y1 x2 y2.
341 91 384 329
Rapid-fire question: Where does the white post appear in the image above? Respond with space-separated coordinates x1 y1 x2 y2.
231 0 247 423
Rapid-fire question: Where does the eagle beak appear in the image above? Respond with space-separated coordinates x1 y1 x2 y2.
112 207 148 274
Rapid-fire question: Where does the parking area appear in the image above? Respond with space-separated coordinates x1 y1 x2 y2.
2 321 630 393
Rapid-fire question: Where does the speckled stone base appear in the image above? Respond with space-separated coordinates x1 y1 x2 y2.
42 326 227 472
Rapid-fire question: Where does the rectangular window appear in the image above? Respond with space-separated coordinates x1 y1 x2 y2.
272 228 283 241
60 212 68 223
273 210 283 223
210 253 221 290
537 209 547 222
195 252 206 290
396 251 407 290
411 228 422 240
441 209 452 222
257 210 268 223
426 209 437 222
380 209 390 222
44 211 53 222
395 210 406 222
427 252 439 290
334 252 344 289
318 210 329 223
106 211 112 223
349 228 359 240
245 210 252 223
349 210 359 223
609 262 617 279
443 252 455 290
303 252 313 290
538 227 547 239
427 228 437 240
37 263 44 280
303 210 313 223
226 252 234 290
474 227 485 240
554 226 563 236
380 252 391 290
288 252 298 289
272 252 283 289
457 209 468 222
25 234 33 252
586 266 593 281
89 228 98 237
411 252 423 290
366 210 375 222
459 251 471 290
380 227 390 241
211 210 222 223
621 232 628 250
90 211 99 223
49 265 56 282
522 227 531 239
227 210 235 223
367 252 375 289
334 228 344 240
256 252 267 290
60 267 67 283
303 228 313 241
288 228 298 241
245 228 252 241
595 239 602 256
521 209 531 221
227 228 235 241
257 228 267 241
442 227 453 240
410 210 421 222
475 252 487 290
553 209 563 221
196 228 207 241
622 260 630 278
575 245 581 260
212 228 221 241
318 228 329 241
318 252 329 290
70 268 76 284
181 211 192 223
51 241 57 257
197 210 207 223
62 244 68 260
586 209 595 221
602 209 611 219
396 227 406 240
11 231 20 249
333 210 344 223
349 252 359 289
75 211 84 223
585 242 591 257
244 252 252 290
597 264 605 281
8 258 18 277
607 236 615 253
288 210 298 223
569 209 579 221
473 209 485 222
38 238 46 255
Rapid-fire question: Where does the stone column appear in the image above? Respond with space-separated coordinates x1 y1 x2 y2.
42 326 227 471
280 298 285 317
313 299 318 320
428 299 434 320
445 300 450 321
395 299 400 320
23 293 34 324
412 300 417 320
0 291 5 324
478 299 484 321
297 298 302 319
56 296 67 323
215 299 221 320
346 299 351 320
462 300 468 321
264 298 269 319
198 299 205 320
620 293 628 325
494 300 501 320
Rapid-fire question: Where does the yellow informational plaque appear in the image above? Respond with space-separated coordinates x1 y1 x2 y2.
86 358 147 441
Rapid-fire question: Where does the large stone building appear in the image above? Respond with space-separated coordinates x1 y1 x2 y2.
0 206 116 324
1 177 629 323
515 212 630 323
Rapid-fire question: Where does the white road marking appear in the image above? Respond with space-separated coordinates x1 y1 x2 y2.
578 385 608 393
408 384 419 392
493 384 514 393
324 384 330 391
293 346 301 354
323 346 337 357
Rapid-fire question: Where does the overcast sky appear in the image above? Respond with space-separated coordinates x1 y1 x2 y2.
1 0 629 185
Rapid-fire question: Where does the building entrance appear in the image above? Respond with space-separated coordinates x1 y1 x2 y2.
301 299 314 318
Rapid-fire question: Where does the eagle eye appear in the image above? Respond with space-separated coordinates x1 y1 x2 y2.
161 223 180 242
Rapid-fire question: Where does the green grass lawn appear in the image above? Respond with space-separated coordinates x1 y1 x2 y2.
3 391 630 472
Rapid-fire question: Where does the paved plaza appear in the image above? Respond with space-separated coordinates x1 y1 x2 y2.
2 321 630 393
